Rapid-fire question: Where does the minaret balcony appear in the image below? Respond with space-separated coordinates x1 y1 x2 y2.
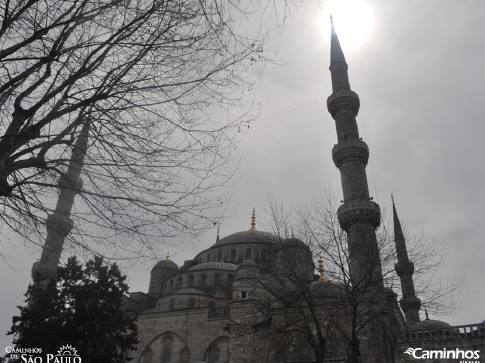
327 89 360 117
46 213 74 238
395 261 415 277
337 199 381 231
332 139 369 168
399 296 421 313
32 260 57 282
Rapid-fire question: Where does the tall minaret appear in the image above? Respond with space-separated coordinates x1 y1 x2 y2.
392 195 421 324
327 20 383 287
31 120 90 288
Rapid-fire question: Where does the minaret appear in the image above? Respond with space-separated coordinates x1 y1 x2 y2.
392 195 421 324
31 120 90 288
327 21 383 287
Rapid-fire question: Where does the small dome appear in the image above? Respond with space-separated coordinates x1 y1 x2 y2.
152 259 179 271
409 319 453 331
214 230 281 246
188 262 238 271
240 259 257 267
310 280 346 298
282 238 307 248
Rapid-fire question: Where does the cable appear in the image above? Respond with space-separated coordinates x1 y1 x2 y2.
258 98 323 123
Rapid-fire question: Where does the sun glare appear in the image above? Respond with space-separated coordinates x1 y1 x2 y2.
319 0 374 49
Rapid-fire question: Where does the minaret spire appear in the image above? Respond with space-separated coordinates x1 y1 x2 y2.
392 195 421 324
249 207 256 231
318 257 326 282
327 22 383 287
330 21 347 67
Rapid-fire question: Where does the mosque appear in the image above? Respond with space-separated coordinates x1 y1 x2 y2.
124 22 485 363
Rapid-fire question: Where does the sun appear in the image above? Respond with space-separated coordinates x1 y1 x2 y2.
318 0 374 49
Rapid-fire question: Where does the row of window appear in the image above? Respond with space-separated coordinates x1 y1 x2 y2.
142 336 226 363
142 337 190 363
141 332 336 362
203 247 270 263
163 272 233 293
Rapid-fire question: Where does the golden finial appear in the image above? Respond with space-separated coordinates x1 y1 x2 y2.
249 208 256 231
318 257 325 282
291 229 295 239
166 253 170 261
391 193 394 204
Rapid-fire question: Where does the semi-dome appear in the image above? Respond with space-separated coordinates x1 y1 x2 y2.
310 280 347 298
188 262 238 271
214 230 281 246
172 287 208 295
409 319 453 331
152 259 179 271
240 259 257 267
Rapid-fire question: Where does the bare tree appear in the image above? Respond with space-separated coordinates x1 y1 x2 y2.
239 195 460 362
295 193 461 316
0 0 286 260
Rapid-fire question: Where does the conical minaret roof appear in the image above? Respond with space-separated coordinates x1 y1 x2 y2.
392 195 421 324
330 19 346 65
392 194 405 243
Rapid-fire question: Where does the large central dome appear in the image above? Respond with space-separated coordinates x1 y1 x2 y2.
214 230 281 246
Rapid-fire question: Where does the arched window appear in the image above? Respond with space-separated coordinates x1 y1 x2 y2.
187 274 194 287
217 250 222 261
188 298 195 309
246 248 251 260
142 349 153 363
231 249 237 262
175 277 182 290
325 339 338 359
168 280 174 292
207 343 220 363
161 335 174 363
200 273 207 287
299 334 314 361
179 347 190 363
169 298 175 311
214 273 221 285
207 253 211 262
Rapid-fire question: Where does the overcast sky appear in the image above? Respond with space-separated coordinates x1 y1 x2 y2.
1 0 484 351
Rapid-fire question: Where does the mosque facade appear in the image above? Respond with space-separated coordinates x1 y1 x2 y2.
125 23 485 363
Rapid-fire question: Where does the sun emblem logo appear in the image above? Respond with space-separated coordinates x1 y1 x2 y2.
57 345 79 356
